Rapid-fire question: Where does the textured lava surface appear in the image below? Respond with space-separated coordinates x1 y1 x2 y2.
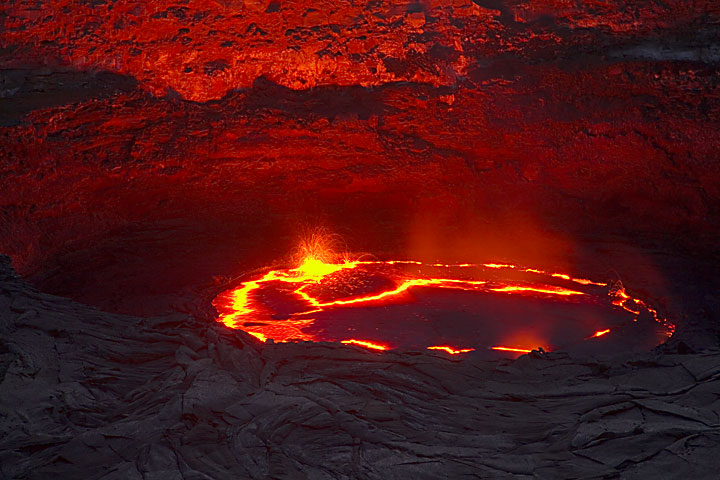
3 0 720 100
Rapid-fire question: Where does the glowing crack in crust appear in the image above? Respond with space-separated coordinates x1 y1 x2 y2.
341 339 389 351
213 256 674 354
428 346 476 355
588 329 611 339
490 346 534 353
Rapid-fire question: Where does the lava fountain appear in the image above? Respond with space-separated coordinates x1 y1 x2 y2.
213 248 673 356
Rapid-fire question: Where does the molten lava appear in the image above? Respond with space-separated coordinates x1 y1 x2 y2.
341 339 389 351
212 254 673 356
590 329 611 338
428 346 476 355
490 347 534 354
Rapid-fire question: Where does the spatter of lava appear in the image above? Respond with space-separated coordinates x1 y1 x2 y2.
212 256 674 355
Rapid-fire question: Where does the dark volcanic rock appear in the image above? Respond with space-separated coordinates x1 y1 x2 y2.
1 257 719 478
0 69 138 126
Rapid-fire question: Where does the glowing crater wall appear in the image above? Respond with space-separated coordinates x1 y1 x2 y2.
0 1 718 338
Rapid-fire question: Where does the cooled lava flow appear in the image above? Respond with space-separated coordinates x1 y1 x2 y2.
213 255 674 356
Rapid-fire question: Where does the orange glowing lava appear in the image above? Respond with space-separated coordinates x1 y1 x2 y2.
590 329 611 338
341 339 389 351
212 253 673 354
248 332 268 342
428 346 476 354
490 346 534 353
488 285 583 296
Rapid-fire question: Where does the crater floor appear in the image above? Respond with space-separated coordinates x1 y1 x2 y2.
212 257 672 355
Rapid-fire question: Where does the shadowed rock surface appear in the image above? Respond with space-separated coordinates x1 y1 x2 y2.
2 256 719 479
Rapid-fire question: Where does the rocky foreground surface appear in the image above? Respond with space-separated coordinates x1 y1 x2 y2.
2 1 720 318
1 254 719 479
